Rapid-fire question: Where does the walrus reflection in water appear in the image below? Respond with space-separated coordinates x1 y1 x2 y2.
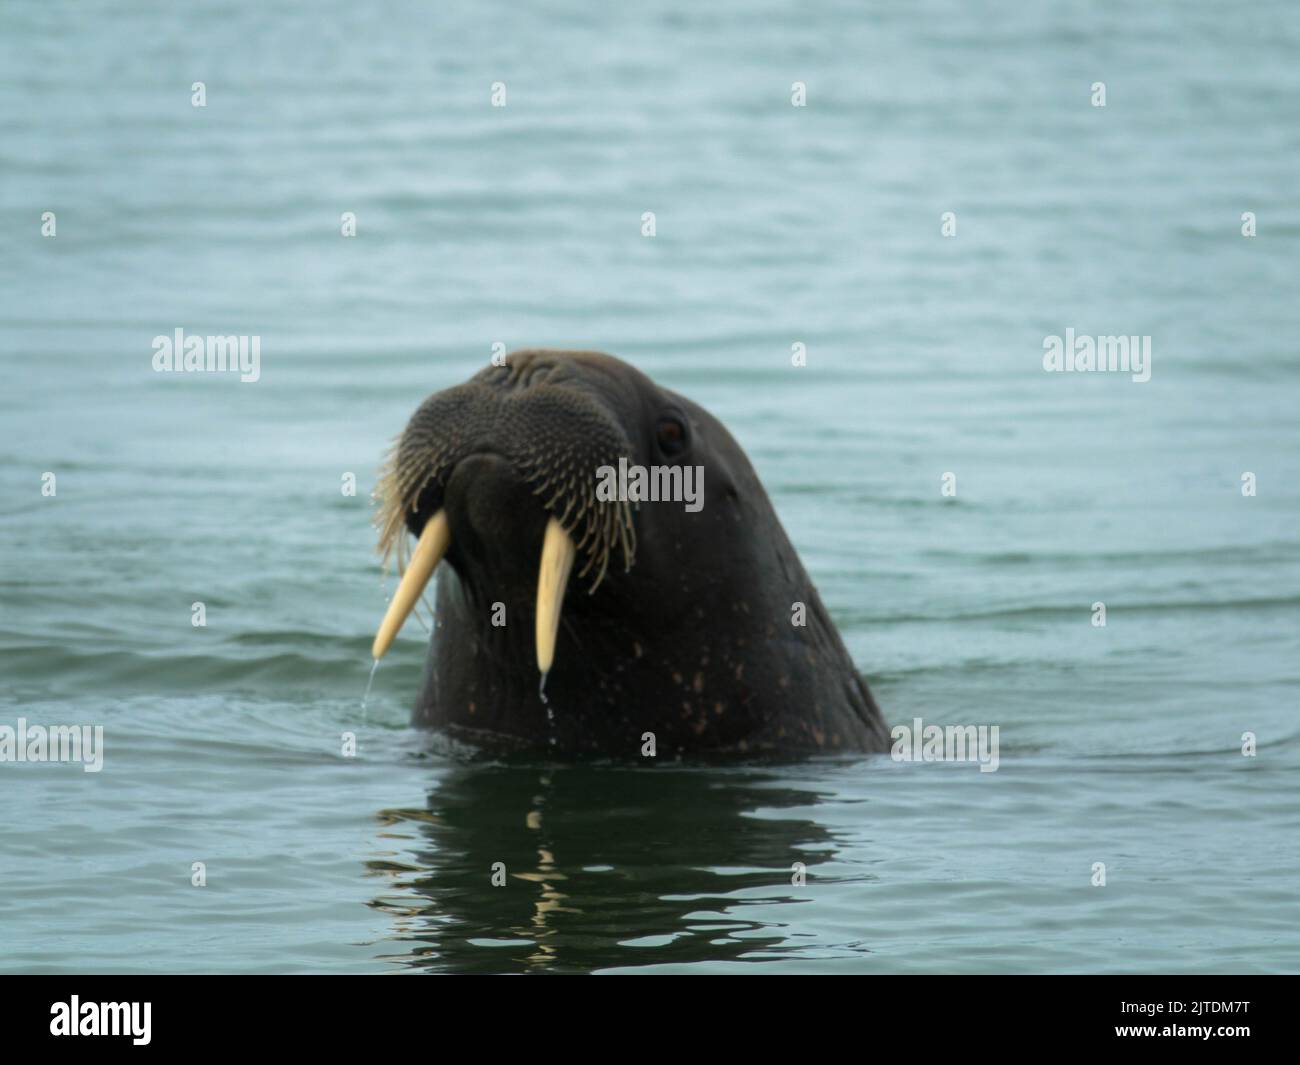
369 764 841 972
371 350 888 756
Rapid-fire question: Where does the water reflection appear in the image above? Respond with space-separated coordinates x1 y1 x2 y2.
367 762 837 973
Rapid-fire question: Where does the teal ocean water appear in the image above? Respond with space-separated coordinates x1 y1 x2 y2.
2 1 1298 973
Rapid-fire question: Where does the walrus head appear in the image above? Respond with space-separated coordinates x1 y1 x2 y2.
372 349 887 756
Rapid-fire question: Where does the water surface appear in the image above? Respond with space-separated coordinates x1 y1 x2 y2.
1 0 1298 973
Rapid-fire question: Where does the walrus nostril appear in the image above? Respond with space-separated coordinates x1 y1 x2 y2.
511 359 557 390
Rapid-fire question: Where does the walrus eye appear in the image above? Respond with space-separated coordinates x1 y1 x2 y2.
655 416 688 457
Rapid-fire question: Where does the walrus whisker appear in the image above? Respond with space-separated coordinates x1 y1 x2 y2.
556 493 577 527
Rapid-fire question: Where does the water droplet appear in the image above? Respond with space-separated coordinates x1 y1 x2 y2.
362 658 379 725
540 674 557 745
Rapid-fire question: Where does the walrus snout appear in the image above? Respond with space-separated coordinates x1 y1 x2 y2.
371 354 638 672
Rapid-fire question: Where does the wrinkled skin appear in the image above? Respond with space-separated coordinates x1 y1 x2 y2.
378 350 889 756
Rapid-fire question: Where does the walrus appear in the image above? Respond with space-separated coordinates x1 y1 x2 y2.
371 350 888 756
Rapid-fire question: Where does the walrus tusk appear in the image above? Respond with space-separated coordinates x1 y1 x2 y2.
535 517 576 677
372 510 450 660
